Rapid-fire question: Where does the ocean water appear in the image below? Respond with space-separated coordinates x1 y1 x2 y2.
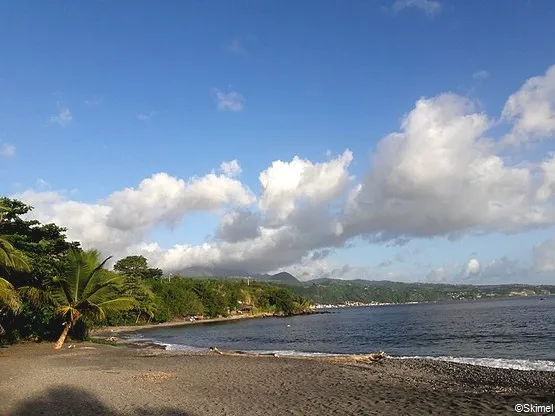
126 296 555 371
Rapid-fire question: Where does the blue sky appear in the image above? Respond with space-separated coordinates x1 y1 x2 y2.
1 0 555 283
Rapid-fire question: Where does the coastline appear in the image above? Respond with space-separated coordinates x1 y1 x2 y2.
92 312 273 336
91 310 322 339
1 341 554 416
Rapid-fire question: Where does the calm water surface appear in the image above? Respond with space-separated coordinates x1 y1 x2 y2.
128 296 555 368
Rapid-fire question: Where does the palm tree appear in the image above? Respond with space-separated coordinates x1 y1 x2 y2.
43 249 137 349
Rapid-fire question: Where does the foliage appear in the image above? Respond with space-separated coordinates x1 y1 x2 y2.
0 198 80 288
285 280 555 305
114 255 162 280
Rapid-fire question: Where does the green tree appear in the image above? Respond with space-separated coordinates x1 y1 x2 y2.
0 198 80 288
114 255 163 280
29 249 137 349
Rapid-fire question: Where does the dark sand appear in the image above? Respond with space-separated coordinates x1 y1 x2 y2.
1 342 554 416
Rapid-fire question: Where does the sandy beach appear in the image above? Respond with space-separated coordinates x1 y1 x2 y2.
1 342 554 416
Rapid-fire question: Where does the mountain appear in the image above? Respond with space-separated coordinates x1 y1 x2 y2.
174 267 300 285
255 271 300 285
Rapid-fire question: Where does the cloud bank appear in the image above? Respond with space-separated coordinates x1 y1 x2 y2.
15 65 555 282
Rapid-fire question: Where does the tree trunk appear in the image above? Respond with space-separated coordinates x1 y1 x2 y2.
53 321 72 350
135 311 141 324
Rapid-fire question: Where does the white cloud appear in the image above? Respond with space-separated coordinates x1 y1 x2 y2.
502 64 555 145
212 88 244 112
258 150 353 221
49 106 72 127
14 172 255 258
464 258 481 277
392 0 442 16
13 64 555 282
104 172 255 231
473 70 490 80
137 111 158 122
220 160 242 177
533 239 555 272
343 93 555 242
0 143 16 157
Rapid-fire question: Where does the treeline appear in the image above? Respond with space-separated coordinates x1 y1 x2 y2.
106 254 312 325
0 198 311 347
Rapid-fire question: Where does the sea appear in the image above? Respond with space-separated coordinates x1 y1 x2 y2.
124 295 555 372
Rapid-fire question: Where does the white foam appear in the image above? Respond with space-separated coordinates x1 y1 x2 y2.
160 343 206 352
244 350 345 357
393 356 555 372
123 334 555 371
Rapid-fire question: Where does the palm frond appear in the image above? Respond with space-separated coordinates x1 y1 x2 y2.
0 237 30 272
63 250 112 303
52 276 73 306
95 297 137 316
85 274 127 304
80 256 115 300
0 277 22 313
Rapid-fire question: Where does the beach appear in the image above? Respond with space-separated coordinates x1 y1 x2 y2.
1 342 554 416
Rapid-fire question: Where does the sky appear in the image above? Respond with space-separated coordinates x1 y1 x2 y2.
1 0 555 284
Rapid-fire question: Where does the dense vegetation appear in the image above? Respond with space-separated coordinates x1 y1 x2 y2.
282 279 555 305
0 198 311 347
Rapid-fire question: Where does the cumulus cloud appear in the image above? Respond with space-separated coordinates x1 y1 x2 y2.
104 172 255 231
0 143 16 157
15 172 255 257
220 160 242 177
13 64 555 281
502 64 555 145
215 210 261 243
258 150 353 221
49 106 72 127
212 88 244 112
392 0 442 16
463 258 481 277
343 93 555 243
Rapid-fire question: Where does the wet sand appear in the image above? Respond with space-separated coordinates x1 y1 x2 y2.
1 342 554 416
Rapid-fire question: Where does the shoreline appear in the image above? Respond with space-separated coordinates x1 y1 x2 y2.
91 310 322 338
2 342 555 415
91 323 555 373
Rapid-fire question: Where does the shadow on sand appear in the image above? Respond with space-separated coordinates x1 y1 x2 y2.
12 385 195 416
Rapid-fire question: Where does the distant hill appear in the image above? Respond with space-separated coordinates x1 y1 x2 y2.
286 279 555 305
174 267 300 285
256 271 300 285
